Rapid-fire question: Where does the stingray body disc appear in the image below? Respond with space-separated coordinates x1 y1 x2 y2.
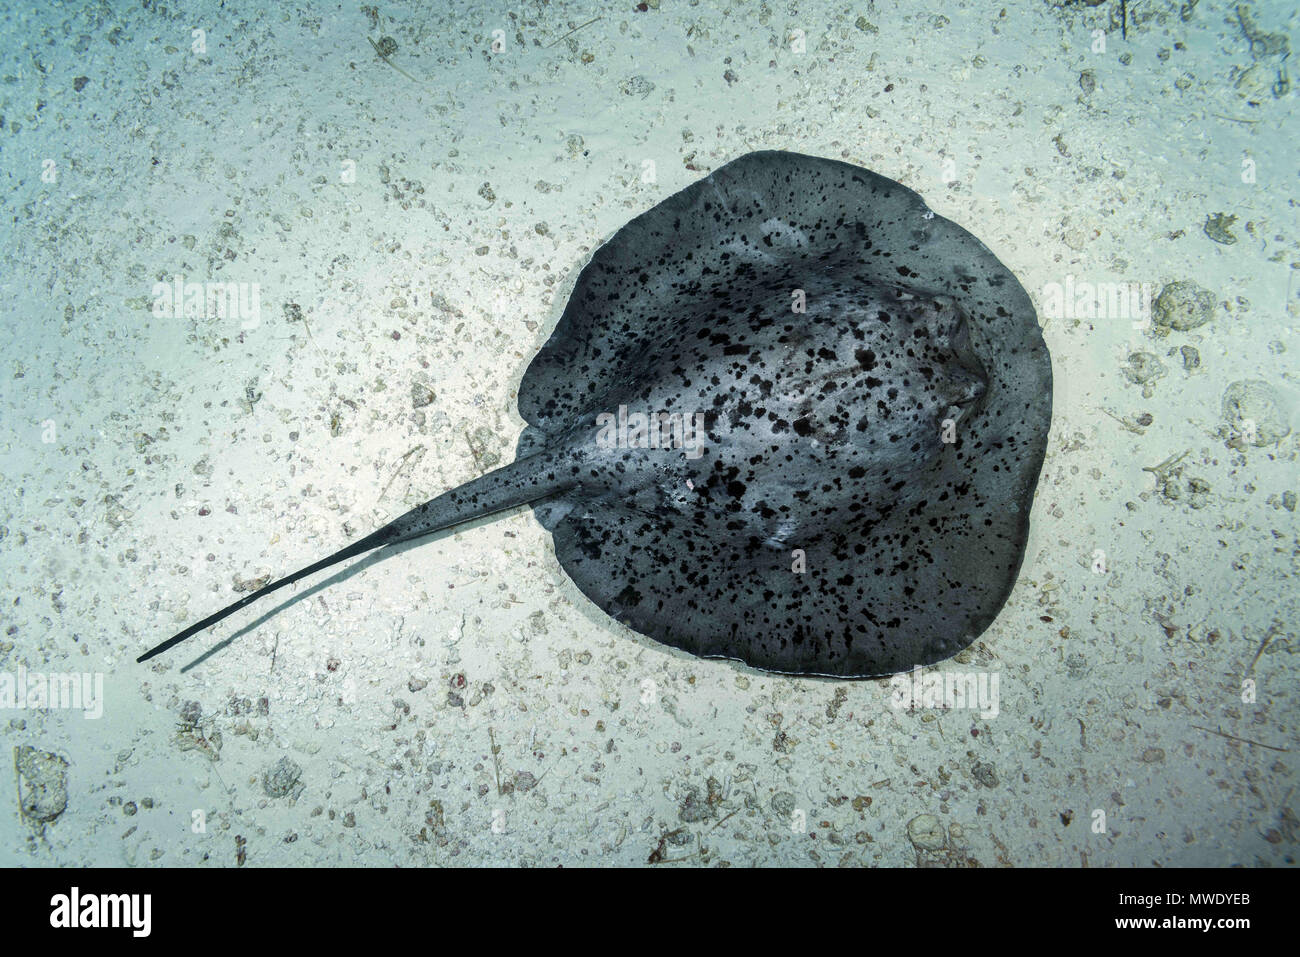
517 151 1051 677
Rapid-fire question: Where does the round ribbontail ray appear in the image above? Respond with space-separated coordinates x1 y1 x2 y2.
138 150 1052 678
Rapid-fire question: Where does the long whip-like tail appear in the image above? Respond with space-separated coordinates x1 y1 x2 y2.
137 451 573 662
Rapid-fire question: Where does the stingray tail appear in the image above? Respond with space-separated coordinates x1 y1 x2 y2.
136 452 573 662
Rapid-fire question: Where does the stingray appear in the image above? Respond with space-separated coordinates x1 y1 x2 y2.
138 150 1051 677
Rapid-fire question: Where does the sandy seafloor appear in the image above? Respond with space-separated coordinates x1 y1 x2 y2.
0 0 1296 868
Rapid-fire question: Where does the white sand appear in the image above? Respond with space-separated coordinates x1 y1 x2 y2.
0 0 1295 866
